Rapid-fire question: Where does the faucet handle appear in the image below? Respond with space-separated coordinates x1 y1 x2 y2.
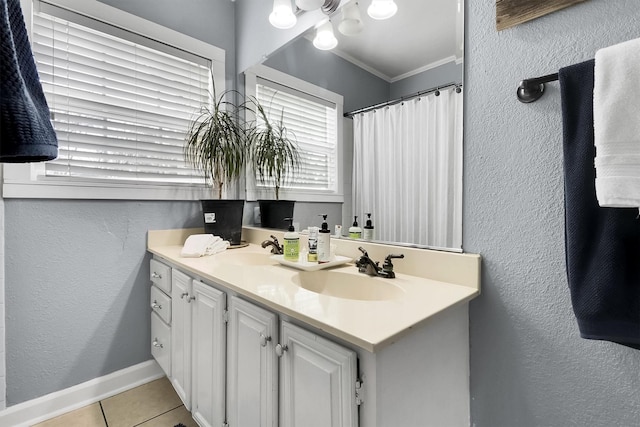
381 254 404 278
270 235 280 244
357 246 369 257
385 254 405 262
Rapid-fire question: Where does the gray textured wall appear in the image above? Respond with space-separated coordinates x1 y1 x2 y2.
5 201 201 404
465 1 640 426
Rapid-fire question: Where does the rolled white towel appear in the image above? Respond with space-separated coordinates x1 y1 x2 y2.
181 234 227 258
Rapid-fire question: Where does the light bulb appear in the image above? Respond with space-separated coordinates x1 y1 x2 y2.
313 20 338 50
269 0 297 29
338 2 364 36
295 0 324 11
367 0 397 20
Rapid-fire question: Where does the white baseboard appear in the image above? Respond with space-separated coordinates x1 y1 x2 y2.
0 359 164 427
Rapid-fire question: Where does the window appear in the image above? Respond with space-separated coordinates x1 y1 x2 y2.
3 0 225 200
245 64 344 203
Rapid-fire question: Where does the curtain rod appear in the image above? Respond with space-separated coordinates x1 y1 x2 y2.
343 82 462 118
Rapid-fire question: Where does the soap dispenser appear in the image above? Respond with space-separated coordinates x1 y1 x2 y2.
317 214 331 263
363 213 374 241
349 216 362 239
282 217 299 262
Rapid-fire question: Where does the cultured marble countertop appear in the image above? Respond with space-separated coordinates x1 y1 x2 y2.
148 228 481 352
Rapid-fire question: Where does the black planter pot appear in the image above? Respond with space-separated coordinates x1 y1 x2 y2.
200 199 245 245
258 200 295 230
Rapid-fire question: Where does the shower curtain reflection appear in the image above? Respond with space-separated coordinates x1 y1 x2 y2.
352 87 463 249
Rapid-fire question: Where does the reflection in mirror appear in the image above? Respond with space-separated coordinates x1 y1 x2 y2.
252 0 464 251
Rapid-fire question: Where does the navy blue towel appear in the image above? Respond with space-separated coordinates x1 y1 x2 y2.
0 0 57 162
560 59 640 349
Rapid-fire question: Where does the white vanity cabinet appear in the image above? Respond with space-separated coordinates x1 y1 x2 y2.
190 280 226 427
226 296 278 427
227 296 358 427
149 259 171 377
170 270 227 427
278 320 358 427
154 262 359 427
170 269 193 410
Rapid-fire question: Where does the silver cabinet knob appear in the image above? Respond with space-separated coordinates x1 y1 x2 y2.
152 338 163 348
259 333 272 347
181 292 195 302
151 272 162 279
151 300 162 310
275 343 288 357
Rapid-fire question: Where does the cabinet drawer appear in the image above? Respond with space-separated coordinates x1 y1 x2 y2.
151 285 171 325
151 312 171 377
150 259 171 294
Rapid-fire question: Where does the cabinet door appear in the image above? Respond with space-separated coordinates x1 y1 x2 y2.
279 321 358 427
151 312 171 377
227 296 278 427
191 280 226 427
171 269 192 409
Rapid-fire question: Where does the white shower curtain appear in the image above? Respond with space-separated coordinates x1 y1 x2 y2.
352 87 463 249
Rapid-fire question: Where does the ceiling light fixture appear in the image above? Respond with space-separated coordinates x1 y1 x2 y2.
269 0 297 29
338 2 363 36
296 0 324 11
367 0 397 20
313 20 338 50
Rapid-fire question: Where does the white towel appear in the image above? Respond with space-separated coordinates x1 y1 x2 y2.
594 38 640 209
181 234 229 258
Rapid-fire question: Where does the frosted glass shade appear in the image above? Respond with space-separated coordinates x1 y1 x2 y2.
338 2 364 36
313 21 338 50
269 0 297 29
296 0 324 10
367 0 397 20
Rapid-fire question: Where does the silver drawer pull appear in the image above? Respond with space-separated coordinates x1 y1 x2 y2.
151 300 162 310
275 343 288 357
181 292 189 299
151 272 162 279
152 338 163 348
260 334 272 347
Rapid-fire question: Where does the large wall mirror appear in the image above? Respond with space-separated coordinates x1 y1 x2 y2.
246 0 464 251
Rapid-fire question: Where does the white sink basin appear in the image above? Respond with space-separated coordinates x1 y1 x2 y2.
291 270 404 301
215 252 277 266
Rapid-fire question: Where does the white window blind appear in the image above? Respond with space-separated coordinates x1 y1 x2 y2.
256 78 338 193
32 6 210 185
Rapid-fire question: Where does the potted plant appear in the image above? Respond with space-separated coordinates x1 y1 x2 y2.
247 98 301 230
184 88 247 245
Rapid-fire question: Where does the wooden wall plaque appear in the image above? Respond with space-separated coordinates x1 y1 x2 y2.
496 0 588 31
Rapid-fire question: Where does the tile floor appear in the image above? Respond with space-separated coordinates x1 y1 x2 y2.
32 377 198 427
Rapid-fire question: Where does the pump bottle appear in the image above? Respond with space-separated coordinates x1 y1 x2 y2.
282 217 299 262
349 216 362 239
363 213 374 241
317 214 331 263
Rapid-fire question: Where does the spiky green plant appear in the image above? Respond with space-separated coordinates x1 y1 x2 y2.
247 99 300 200
184 89 246 199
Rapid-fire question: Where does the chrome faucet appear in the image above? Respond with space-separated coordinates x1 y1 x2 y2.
355 247 404 278
261 235 283 255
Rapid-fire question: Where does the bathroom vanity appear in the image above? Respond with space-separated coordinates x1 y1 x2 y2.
147 227 481 427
